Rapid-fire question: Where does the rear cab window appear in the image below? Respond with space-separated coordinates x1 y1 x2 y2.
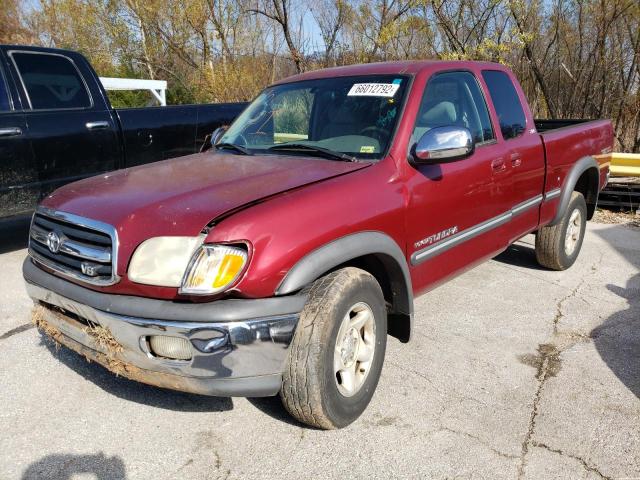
481 70 526 140
10 52 92 110
410 70 495 148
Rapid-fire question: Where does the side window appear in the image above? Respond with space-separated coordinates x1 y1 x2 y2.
481 70 526 140
0 67 10 111
411 71 494 146
11 52 91 110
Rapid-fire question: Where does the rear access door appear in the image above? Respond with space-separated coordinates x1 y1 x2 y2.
0 52 34 218
6 48 121 201
480 69 545 242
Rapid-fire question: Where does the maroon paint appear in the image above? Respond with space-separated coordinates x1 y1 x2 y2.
39 61 614 301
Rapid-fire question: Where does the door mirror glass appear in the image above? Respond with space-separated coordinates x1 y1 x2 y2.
413 126 474 164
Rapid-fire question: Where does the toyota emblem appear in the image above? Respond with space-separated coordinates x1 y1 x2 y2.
46 231 61 253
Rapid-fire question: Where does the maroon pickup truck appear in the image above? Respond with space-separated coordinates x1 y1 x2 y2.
23 60 613 429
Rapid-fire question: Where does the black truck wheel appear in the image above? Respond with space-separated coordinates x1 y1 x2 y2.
535 191 587 270
280 267 387 429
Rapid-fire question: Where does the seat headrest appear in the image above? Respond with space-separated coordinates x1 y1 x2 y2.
421 101 456 126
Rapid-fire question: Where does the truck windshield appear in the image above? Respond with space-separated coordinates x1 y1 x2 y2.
220 75 409 160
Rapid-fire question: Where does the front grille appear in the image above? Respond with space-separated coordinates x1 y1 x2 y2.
28 208 118 286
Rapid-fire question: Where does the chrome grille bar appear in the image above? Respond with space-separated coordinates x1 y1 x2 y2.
28 207 119 286
30 223 111 263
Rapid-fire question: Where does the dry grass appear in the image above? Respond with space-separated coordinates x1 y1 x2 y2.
83 324 127 376
31 305 62 348
593 208 640 229
32 304 135 378
83 324 123 355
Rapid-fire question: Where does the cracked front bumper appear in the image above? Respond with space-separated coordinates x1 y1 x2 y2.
24 258 304 397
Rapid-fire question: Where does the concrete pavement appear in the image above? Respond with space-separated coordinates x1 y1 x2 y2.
1 221 638 479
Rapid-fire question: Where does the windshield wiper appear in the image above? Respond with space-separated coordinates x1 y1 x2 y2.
215 142 252 155
268 143 357 162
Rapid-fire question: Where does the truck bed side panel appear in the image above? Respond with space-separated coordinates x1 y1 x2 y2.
194 102 247 148
116 103 245 168
538 119 613 226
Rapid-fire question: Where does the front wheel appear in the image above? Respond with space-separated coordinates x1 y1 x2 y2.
535 191 587 270
280 267 387 429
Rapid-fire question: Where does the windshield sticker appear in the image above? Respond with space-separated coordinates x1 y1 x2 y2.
360 146 375 153
348 83 400 97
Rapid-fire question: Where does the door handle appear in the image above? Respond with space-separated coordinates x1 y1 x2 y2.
85 121 110 130
0 127 23 137
510 153 522 167
491 157 506 172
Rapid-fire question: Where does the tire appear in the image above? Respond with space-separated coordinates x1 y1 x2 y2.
280 267 387 429
535 191 587 270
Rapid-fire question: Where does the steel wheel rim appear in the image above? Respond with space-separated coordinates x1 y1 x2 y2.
334 302 376 397
564 208 582 256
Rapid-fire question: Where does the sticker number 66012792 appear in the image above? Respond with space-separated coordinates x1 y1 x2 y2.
347 83 400 97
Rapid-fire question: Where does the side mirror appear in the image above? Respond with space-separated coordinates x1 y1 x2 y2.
211 126 227 146
412 126 474 164
200 126 228 152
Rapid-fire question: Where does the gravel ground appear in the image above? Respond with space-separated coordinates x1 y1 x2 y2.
1 220 639 480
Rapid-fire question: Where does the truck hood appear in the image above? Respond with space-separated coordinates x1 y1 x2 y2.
42 151 369 263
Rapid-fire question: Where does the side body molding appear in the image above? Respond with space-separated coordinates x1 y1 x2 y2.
549 156 599 225
275 231 414 338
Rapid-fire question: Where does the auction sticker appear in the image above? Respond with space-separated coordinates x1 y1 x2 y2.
348 83 400 97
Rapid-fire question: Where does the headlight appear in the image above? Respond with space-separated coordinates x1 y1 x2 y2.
180 245 247 295
128 236 203 287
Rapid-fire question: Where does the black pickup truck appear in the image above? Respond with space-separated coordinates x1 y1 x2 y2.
0 45 245 219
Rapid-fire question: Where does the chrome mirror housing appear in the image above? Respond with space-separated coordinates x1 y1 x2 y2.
413 126 474 163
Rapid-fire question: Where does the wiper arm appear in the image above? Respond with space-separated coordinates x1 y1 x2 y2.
268 143 357 162
215 142 252 155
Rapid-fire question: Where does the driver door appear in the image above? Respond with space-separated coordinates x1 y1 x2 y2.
404 70 512 293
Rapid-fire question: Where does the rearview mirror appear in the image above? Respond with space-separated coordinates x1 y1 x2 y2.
412 126 474 164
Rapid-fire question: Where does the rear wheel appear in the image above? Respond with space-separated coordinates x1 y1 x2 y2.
535 191 587 270
280 267 387 429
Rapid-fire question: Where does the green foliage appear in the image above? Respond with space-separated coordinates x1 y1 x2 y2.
273 91 313 135
10 0 640 150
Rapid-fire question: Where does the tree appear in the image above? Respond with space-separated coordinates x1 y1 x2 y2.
248 0 305 73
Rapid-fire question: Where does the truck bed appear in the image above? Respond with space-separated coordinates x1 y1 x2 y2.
536 118 614 225
534 118 595 132
115 103 246 167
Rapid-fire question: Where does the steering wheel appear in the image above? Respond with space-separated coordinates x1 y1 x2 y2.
359 126 387 141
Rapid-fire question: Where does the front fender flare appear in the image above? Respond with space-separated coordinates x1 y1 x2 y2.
275 231 414 320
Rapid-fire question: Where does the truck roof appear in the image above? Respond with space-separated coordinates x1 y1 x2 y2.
0 44 82 56
273 59 508 85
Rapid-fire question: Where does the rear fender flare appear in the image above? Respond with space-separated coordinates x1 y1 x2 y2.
549 156 599 225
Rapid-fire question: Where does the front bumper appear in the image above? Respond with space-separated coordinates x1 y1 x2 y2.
24 259 305 397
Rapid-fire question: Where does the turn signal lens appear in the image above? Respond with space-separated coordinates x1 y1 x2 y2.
180 245 247 295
